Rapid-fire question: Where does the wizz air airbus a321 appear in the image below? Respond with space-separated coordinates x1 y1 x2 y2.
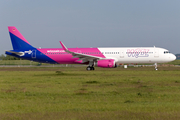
5 26 176 70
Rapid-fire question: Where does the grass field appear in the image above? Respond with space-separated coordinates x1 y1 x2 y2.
0 66 180 120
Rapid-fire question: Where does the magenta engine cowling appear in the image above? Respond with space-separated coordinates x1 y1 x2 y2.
95 59 116 68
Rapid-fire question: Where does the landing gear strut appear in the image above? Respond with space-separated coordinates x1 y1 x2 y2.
155 63 158 70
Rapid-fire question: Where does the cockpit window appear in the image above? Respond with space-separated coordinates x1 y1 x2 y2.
164 51 170 54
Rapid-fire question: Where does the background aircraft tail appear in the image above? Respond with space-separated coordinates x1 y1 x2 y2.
8 26 35 50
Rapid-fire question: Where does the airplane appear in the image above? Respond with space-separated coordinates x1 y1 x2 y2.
5 26 176 70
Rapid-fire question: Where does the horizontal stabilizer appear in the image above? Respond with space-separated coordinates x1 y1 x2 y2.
5 50 24 56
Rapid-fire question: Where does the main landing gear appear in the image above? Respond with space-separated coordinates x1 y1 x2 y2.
86 66 95 71
155 63 158 70
86 61 95 71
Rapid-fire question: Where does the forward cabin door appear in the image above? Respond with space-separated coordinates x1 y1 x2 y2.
120 49 124 58
154 48 159 58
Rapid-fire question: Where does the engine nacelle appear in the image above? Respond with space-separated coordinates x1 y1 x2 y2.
95 59 117 68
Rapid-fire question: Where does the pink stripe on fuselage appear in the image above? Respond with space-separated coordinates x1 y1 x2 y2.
8 26 30 44
38 48 105 64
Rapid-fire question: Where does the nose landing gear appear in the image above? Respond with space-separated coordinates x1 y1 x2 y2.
155 63 158 70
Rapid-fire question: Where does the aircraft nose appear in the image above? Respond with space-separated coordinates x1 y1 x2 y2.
170 54 176 61
172 54 176 61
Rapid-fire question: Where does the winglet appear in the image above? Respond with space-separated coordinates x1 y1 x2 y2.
59 41 68 51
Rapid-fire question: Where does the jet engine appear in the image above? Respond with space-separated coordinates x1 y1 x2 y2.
95 59 117 68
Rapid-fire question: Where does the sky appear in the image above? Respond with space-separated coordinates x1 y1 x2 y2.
0 0 180 54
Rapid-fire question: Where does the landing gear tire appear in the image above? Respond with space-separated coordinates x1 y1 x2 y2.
86 66 95 71
86 66 91 71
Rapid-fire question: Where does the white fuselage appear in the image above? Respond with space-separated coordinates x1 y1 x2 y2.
98 47 176 64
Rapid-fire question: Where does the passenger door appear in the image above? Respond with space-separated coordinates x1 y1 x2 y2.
154 48 159 57
120 50 124 58
32 50 36 58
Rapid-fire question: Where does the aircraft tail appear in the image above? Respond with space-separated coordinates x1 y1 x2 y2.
8 26 35 50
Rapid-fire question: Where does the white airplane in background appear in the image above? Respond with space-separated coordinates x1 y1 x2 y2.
6 26 176 70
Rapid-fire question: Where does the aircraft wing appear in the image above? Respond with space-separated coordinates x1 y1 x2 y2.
5 50 24 56
59 41 104 63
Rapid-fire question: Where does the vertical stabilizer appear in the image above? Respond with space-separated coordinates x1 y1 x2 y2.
8 26 34 50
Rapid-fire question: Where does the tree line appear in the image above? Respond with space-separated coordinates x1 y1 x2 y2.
0 54 20 60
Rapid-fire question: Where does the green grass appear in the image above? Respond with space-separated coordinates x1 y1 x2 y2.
0 67 180 120
0 60 39 65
